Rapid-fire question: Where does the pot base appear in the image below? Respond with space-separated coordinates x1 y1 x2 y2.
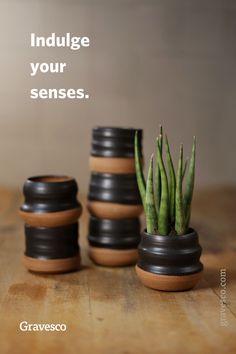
89 247 138 266
23 255 81 273
87 201 143 219
136 265 203 291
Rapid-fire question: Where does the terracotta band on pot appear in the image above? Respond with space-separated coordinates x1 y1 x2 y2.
136 266 203 291
19 207 82 227
89 156 137 174
87 201 143 219
23 255 81 273
89 247 138 267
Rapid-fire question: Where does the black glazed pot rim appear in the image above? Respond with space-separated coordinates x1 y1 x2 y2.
93 126 142 135
25 223 79 231
143 228 197 240
21 175 80 213
27 175 74 184
90 172 137 178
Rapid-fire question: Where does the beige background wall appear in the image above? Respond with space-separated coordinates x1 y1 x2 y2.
0 0 235 193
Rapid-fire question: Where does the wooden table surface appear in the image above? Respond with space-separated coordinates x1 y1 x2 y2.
0 187 235 354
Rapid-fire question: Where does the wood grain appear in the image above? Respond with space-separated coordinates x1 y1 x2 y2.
0 187 236 354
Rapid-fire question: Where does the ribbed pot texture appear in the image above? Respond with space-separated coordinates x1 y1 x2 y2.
88 173 142 205
91 127 143 158
137 229 203 276
20 175 80 213
88 216 141 249
25 223 79 259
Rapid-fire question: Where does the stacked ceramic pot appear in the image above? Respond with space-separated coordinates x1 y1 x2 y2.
19 175 82 273
87 127 143 266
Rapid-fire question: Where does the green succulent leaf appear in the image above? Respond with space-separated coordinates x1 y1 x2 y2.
156 138 170 235
182 158 188 180
154 125 163 217
175 144 186 235
165 134 176 225
184 137 196 231
145 154 158 234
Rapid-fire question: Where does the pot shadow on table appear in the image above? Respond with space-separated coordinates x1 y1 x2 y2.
196 256 235 290
28 264 90 282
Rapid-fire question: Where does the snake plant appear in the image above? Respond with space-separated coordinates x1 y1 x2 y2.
135 126 196 236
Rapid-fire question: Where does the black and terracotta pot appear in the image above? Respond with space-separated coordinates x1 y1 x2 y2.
136 229 203 291
23 223 80 273
89 127 143 174
19 175 82 273
87 173 143 219
88 216 141 266
19 175 82 227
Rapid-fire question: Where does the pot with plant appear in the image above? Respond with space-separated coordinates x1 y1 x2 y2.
135 126 203 291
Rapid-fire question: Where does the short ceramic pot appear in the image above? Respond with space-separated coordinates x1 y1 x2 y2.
23 223 80 273
89 127 143 174
19 175 82 227
136 229 203 291
87 173 143 219
88 216 140 266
